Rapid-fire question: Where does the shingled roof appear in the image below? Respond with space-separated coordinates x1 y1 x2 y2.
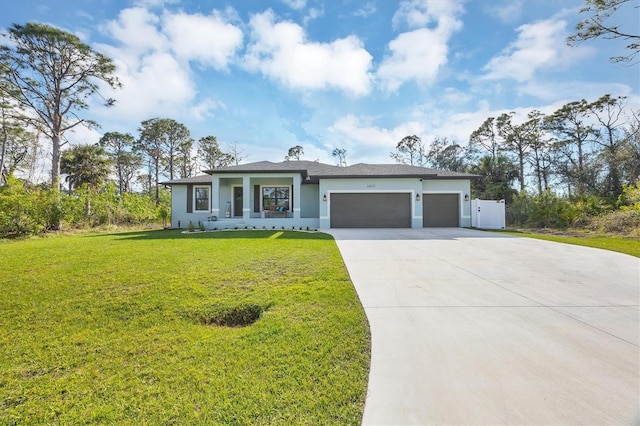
162 174 212 185
165 161 476 185
210 161 475 178
312 163 475 178
202 160 338 176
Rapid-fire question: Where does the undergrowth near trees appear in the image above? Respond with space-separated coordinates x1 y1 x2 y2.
0 177 170 237
506 180 640 237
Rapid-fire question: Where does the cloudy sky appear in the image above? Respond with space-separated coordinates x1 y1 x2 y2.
2 0 639 168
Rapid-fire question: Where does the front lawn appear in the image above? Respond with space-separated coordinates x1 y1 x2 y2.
498 230 640 258
0 230 370 425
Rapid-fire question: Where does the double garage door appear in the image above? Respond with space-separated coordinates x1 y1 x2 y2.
329 192 459 228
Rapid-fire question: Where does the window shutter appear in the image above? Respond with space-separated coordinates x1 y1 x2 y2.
254 185 260 212
186 184 193 213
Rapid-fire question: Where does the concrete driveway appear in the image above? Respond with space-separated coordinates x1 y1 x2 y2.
328 228 639 425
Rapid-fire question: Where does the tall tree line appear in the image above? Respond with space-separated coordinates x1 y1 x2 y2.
391 94 639 202
0 21 239 206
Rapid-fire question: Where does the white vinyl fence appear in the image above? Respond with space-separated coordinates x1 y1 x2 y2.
471 199 506 229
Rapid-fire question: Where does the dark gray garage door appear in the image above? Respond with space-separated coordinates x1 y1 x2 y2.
330 193 411 228
423 193 459 227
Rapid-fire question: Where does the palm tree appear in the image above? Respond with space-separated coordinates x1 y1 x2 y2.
469 155 519 202
61 144 111 219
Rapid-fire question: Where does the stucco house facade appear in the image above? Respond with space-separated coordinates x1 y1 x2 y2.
164 160 476 230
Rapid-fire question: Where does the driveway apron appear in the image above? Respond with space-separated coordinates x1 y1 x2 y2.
328 228 640 425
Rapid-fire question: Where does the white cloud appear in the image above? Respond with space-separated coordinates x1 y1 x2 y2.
190 99 226 121
244 10 373 96
377 28 450 91
94 6 243 122
518 81 636 103
103 52 195 120
482 17 593 82
105 7 167 53
377 0 464 91
133 0 179 8
65 124 104 147
281 0 306 10
392 0 464 31
440 87 474 105
354 2 377 18
303 7 324 26
485 0 525 24
328 115 426 162
164 10 243 69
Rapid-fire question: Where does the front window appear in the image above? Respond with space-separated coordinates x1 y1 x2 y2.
194 186 209 211
262 186 290 210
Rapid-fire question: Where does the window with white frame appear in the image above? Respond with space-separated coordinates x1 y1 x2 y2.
194 186 210 211
262 186 290 210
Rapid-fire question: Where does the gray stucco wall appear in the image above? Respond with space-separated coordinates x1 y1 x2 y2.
171 175 472 229
300 184 319 218
318 177 472 229
319 178 423 228
170 184 213 228
422 179 472 227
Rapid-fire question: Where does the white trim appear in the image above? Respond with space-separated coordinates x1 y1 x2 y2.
193 185 211 212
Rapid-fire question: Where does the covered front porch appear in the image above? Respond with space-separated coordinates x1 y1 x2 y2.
211 173 303 223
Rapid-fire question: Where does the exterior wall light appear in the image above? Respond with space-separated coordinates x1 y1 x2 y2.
416 193 421 201
322 193 327 201
464 194 470 201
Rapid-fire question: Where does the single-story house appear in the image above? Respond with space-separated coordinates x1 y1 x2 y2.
164 160 477 229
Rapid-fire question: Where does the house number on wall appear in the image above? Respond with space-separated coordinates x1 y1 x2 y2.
367 184 376 188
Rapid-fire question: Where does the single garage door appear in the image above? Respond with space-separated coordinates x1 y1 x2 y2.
423 193 459 227
330 193 411 228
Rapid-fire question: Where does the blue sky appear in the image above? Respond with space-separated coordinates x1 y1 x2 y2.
2 0 639 168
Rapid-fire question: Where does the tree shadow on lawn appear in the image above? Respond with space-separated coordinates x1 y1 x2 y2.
91 229 335 241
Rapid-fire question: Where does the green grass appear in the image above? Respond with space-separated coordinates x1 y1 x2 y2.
498 230 640 258
0 230 371 425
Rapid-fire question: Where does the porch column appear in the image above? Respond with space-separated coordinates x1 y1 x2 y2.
211 175 220 218
243 176 251 221
292 174 301 219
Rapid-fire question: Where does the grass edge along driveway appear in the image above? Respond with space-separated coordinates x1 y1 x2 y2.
0 229 371 425
494 230 640 258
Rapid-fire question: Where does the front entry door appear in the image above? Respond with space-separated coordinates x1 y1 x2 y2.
233 187 243 217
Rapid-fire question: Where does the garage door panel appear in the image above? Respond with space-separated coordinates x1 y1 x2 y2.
423 194 459 227
330 193 411 228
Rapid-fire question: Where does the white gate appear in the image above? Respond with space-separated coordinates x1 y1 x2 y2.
471 199 505 229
